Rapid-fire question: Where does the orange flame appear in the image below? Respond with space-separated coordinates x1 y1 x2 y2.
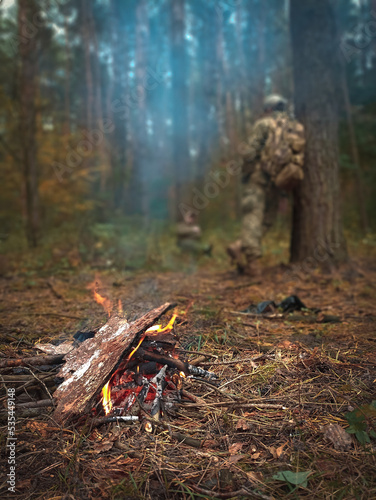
100 313 177 414
89 281 112 317
124 314 178 364
101 381 112 415
118 299 123 316
145 314 177 334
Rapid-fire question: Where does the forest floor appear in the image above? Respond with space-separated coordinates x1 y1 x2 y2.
0 242 376 499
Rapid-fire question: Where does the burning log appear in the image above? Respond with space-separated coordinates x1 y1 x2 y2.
53 302 174 423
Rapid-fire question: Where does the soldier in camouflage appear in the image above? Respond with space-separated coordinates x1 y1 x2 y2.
227 94 295 276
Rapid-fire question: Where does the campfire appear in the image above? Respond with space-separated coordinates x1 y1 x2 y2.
44 285 217 425
97 313 195 421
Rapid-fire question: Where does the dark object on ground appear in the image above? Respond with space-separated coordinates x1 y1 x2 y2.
278 295 306 312
242 295 307 315
256 300 276 314
73 330 96 343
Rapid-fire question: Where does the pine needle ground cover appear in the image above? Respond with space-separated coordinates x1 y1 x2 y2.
0 259 375 499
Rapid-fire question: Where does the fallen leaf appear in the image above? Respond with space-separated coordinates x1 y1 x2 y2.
229 453 247 463
202 439 220 449
246 470 264 483
228 442 243 455
276 441 288 458
92 440 114 454
251 452 260 459
322 424 352 450
26 421 50 438
273 470 311 488
236 419 250 431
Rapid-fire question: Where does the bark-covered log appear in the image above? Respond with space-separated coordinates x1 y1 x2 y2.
53 303 173 423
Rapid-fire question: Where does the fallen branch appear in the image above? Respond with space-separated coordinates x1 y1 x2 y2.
0 355 64 369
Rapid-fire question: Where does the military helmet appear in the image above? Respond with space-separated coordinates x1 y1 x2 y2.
263 94 288 112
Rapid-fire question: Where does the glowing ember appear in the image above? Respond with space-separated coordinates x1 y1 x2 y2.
101 381 112 415
100 314 178 416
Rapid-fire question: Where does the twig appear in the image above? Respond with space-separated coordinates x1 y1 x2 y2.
201 354 272 368
189 378 237 401
27 312 82 320
178 349 218 358
229 310 284 320
46 279 64 300
190 484 272 499
23 367 53 400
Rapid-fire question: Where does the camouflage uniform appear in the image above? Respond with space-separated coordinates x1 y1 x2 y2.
240 113 284 261
177 216 212 256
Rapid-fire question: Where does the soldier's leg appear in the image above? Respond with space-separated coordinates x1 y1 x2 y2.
262 183 279 235
241 182 266 264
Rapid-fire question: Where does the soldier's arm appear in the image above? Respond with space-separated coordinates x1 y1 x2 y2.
241 120 270 177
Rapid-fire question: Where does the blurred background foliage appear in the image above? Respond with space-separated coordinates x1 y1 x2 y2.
0 0 375 273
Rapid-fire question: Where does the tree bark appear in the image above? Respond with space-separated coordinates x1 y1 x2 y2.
171 0 190 221
290 0 347 266
341 67 369 234
18 0 40 247
63 16 71 136
81 0 94 131
128 0 150 220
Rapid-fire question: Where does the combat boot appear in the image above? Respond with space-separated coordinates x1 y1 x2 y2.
243 259 262 278
226 240 247 273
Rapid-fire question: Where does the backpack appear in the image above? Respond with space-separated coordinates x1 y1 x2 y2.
260 114 305 190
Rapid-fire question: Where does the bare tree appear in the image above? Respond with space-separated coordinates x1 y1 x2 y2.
290 0 347 266
18 0 40 247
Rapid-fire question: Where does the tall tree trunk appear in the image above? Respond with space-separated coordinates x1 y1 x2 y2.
341 64 369 234
130 0 150 221
171 0 190 221
253 0 265 119
215 12 227 159
290 0 347 266
63 16 71 136
235 1 247 140
87 3 110 193
18 0 40 247
81 0 94 131
108 0 131 211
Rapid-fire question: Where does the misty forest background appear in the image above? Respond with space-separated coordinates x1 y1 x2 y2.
0 0 375 273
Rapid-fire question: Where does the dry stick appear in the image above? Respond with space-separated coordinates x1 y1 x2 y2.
46 279 64 300
229 311 283 320
190 378 237 401
177 349 218 358
27 312 82 320
190 484 272 500
180 401 286 410
0 355 65 369
0 374 55 382
15 399 55 410
201 354 272 368
23 367 53 399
